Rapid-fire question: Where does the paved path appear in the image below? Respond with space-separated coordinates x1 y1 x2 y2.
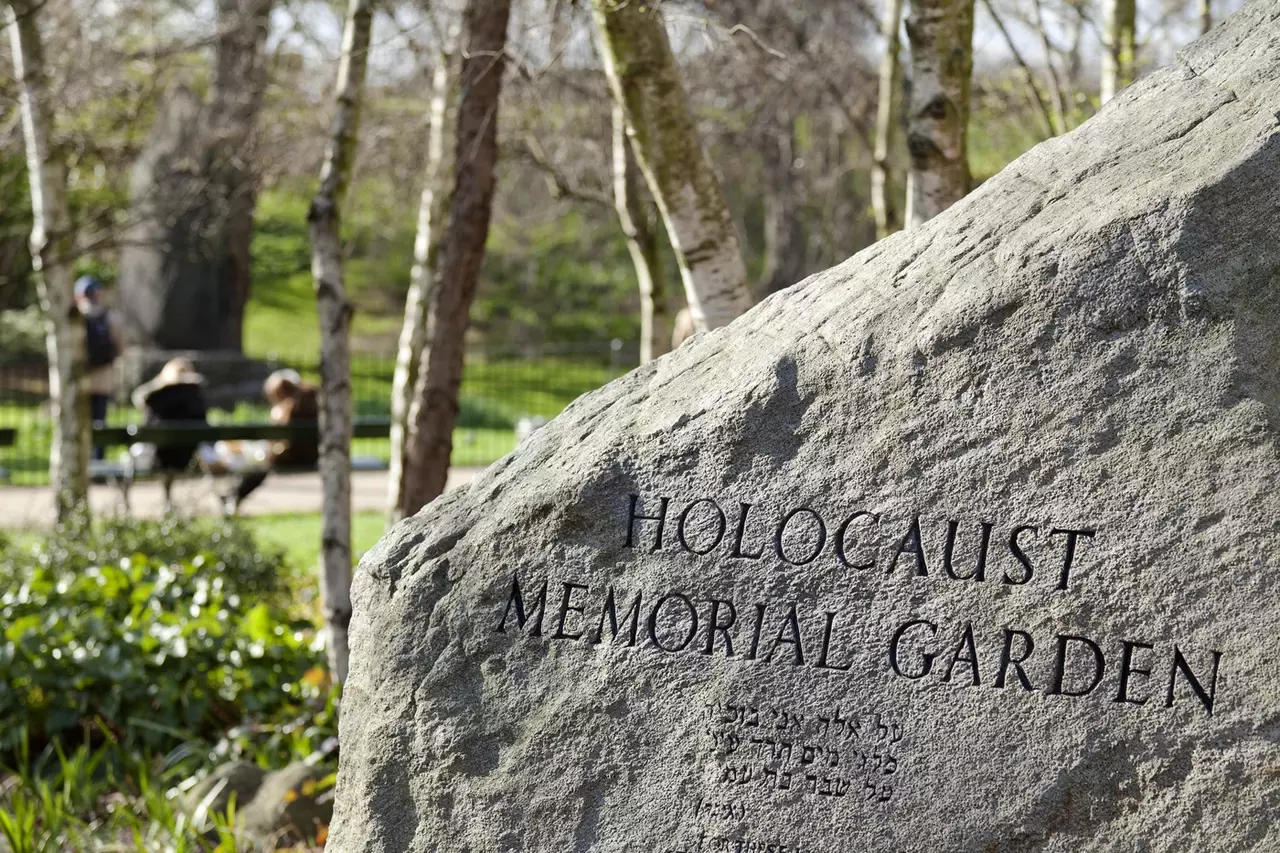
0 467 483 529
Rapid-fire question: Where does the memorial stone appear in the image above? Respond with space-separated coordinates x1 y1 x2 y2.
330 6 1280 851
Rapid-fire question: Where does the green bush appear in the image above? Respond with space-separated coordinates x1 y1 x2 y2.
0 518 325 755
0 306 45 358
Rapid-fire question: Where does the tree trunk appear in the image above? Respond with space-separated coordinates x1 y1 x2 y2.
388 47 454 525
904 0 975 227
872 0 907 239
7 0 88 522
592 0 752 333
1100 0 1136 105
399 0 513 518
1200 0 1211 35
211 0 273 352
758 118 808 297
307 0 374 684
611 103 668 363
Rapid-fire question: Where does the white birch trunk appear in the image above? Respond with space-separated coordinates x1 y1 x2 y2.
904 0 976 228
388 48 454 525
1100 0 1136 104
592 0 752 333
872 0 907 240
7 0 88 522
611 103 667 364
307 0 373 683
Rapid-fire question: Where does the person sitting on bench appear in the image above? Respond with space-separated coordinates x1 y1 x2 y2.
131 358 209 512
221 369 319 515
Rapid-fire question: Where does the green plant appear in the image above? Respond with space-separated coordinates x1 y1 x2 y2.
0 307 46 359
0 728 323 853
0 518 323 755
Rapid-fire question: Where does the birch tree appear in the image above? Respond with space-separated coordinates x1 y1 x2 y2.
399 0 513 518
1100 0 1136 104
7 0 89 522
307 0 374 683
388 44 454 525
611 104 668 363
904 0 975 227
872 0 907 239
591 0 752 333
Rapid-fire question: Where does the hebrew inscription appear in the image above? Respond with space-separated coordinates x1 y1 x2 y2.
704 700 905 804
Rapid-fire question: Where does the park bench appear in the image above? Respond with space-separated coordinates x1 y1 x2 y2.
91 419 392 511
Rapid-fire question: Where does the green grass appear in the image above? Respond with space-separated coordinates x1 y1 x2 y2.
245 511 387 571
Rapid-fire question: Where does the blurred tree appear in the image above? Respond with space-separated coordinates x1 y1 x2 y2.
308 0 375 683
6 0 90 521
1100 0 1136 104
389 25 457 526
591 0 752 332
400 0 514 518
116 0 274 352
611 103 668 363
905 0 975 226
873 0 908 239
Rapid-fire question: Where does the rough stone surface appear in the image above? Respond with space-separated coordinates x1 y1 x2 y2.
330 7 1280 852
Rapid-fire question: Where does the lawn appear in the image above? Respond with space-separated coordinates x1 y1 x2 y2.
245 510 388 570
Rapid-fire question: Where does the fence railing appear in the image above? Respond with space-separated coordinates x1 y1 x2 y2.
0 342 632 486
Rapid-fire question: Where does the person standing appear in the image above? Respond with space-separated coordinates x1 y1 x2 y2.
75 275 123 459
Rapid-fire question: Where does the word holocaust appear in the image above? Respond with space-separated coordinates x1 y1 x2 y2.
494 572 1223 717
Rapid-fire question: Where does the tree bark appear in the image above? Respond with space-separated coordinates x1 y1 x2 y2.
388 46 454 525
758 118 807 296
1100 0 1136 105
904 0 975 228
7 0 89 522
612 103 668 363
307 0 374 683
211 0 273 352
592 0 752 333
872 0 907 239
399 0 513 518
1200 0 1212 35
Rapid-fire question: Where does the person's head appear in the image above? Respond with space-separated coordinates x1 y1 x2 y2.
74 276 103 315
264 369 303 404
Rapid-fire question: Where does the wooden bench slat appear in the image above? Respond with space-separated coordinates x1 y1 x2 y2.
91 418 392 446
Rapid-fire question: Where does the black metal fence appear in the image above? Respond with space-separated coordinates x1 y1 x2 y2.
0 342 631 486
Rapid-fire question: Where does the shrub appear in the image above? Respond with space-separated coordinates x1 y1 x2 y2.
0 518 325 755
0 306 46 359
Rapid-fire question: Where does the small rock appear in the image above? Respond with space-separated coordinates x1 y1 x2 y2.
184 761 265 827
238 761 333 848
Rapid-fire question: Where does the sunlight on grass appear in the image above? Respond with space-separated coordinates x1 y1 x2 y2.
244 511 388 570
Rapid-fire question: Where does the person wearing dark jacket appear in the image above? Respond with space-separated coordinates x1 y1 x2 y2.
221 370 319 515
76 276 124 460
131 358 208 511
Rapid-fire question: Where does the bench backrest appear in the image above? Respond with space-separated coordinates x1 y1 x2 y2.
91 419 392 447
